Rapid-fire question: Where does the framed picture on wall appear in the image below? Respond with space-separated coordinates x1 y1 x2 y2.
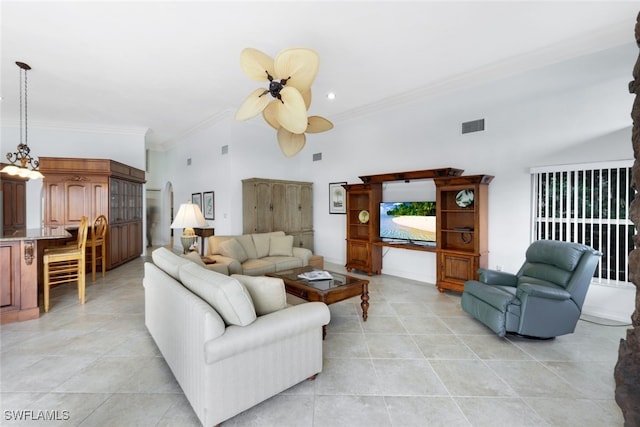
329 182 347 214
203 191 215 220
191 192 202 211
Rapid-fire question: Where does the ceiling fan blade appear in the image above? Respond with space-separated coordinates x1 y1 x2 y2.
306 116 334 133
235 88 270 121
301 89 312 110
274 48 319 93
240 48 274 81
277 127 306 157
276 87 308 134
262 101 280 130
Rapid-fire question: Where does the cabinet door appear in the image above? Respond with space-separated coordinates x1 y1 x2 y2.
438 252 477 292
347 240 371 269
109 224 122 268
283 183 301 232
110 178 122 223
2 180 26 232
127 221 142 259
44 181 65 225
300 183 313 231
254 181 273 233
90 181 109 220
65 182 89 223
290 231 314 252
0 241 20 308
271 182 287 232
133 183 143 220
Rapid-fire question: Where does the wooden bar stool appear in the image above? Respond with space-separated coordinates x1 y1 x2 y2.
43 216 89 312
87 215 108 281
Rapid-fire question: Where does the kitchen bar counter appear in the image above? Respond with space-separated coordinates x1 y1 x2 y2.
1 227 72 324
1 226 73 241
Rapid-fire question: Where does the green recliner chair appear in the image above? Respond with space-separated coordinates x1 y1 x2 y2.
461 240 602 338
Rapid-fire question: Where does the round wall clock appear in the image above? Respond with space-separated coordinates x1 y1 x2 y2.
358 210 370 224
455 189 474 208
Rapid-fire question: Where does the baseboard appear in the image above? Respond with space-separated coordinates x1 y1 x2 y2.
582 283 636 323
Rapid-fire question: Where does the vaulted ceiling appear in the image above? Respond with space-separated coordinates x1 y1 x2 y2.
1 1 637 150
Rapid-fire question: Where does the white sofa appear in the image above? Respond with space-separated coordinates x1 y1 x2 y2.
205 231 312 276
144 247 330 426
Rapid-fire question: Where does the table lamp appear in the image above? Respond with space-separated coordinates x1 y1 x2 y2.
170 201 208 254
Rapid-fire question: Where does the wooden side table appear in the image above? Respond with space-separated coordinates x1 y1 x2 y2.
193 227 215 256
309 255 324 269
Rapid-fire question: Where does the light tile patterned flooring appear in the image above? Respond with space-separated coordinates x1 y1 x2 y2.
0 253 628 426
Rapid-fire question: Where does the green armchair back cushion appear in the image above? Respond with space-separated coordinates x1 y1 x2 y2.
461 240 602 338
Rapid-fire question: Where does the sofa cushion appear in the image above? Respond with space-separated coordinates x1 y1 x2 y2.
179 262 256 326
265 256 304 271
232 275 287 315
252 231 285 258
208 235 236 255
236 234 258 260
219 238 249 263
241 259 277 276
152 247 192 280
269 235 294 257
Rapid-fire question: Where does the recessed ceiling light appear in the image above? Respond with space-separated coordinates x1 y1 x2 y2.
326 92 336 100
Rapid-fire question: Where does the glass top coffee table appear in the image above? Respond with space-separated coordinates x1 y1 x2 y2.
266 266 369 325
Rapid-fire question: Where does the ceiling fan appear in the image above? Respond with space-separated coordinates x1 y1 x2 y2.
235 47 333 157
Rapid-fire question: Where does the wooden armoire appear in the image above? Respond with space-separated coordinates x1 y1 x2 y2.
40 157 146 269
242 178 314 251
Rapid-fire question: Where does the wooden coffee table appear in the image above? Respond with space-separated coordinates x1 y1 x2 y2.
267 266 369 336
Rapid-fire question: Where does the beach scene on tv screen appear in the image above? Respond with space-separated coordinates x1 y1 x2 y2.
380 202 436 242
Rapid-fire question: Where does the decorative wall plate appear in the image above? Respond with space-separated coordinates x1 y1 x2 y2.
455 189 474 208
358 210 370 224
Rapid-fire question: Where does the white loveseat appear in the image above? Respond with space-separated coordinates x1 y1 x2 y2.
205 231 312 276
144 247 330 426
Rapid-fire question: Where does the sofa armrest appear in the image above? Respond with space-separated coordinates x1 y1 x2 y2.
206 263 229 275
204 302 330 364
478 269 518 286
206 254 242 275
292 247 312 265
517 282 571 301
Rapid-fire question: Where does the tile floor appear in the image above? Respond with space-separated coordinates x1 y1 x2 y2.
0 253 629 426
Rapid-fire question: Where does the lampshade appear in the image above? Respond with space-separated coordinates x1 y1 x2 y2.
171 201 208 254
170 201 208 230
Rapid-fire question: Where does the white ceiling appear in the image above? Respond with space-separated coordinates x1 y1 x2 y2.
1 1 638 150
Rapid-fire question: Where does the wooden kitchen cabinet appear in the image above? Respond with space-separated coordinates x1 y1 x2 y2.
40 157 145 270
1 171 27 236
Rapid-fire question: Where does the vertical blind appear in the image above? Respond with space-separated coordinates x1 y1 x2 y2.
530 160 635 285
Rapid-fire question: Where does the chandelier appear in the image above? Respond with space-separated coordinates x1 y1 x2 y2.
235 48 333 157
1 62 44 180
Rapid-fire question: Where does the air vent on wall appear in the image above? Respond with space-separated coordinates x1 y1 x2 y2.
313 152 322 161
461 119 485 134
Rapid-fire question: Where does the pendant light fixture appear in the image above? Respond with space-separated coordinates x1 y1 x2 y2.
1 61 44 180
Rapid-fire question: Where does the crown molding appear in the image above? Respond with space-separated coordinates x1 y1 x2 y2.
1 119 149 137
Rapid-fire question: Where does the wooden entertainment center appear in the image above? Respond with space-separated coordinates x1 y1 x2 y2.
343 168 493 293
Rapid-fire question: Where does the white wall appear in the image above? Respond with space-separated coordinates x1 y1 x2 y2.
148 42 636 321
0 125 146 228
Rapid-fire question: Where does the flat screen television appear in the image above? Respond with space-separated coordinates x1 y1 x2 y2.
379 201 437 244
